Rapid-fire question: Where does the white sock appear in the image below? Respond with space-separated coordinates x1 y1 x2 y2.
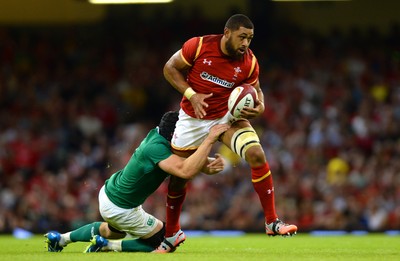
60 232 71 246
104 240 122 252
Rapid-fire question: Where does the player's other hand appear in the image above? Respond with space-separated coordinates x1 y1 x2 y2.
205 153 225 175
240 98 265 119
190 93 213 119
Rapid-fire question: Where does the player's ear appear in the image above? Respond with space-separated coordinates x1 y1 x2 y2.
223 27 230 37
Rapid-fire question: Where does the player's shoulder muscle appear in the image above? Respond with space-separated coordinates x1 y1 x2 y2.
181 36 202 66
246 49 259 85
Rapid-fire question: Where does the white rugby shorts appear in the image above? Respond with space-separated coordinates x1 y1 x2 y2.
171 109 237 150
98 185 159 239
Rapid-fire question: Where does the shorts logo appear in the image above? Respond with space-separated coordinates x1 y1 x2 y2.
200 71 234 88
147 217 155 226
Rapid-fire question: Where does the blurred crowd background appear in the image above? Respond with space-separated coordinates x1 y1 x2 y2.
0 0 400 234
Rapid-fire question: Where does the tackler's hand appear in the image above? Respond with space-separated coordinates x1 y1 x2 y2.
205 153 226 175
206 124 230 143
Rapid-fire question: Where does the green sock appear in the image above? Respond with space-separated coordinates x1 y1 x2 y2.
70 222 102 242
121 239 154 252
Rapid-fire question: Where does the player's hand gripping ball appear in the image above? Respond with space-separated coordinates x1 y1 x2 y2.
228 84 258 118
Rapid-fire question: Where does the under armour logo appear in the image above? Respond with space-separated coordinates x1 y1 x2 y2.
267 187 275 194
203 59 212 65
166 203 175 209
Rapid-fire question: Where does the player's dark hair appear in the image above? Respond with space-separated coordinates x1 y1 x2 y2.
158 111 179 142
225 14 254 31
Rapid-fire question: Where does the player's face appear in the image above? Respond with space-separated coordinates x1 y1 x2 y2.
225 26 254 60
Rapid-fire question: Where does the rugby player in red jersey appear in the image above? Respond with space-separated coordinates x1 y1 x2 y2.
155 14 298 253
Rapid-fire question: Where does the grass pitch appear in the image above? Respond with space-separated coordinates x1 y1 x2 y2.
1 233 398 261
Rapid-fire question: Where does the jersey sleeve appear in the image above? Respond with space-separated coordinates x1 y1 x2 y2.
181 36 201 66
246 55 259 86
144 141 172 166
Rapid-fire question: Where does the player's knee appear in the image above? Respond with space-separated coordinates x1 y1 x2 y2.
244 146 266 166
100 222 126 239
168 176 189 191
140 221 165 248
99 223 112 238
230 127 262 160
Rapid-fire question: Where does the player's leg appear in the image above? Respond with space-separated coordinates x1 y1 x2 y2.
154 174 188 253
155 109 208 252
86 220 165 253
154 155 190 253
221 120 297 236
44 221 124 252
153 141 193 253
86 203 166 253
84 185 165 252
164 174 189 238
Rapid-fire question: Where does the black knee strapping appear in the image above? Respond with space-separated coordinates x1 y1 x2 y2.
140 223 166 248
108 223 125 235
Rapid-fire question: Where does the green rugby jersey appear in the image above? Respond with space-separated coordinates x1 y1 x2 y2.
104 128 171 209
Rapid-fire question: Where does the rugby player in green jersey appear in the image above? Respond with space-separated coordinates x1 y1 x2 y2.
44 111 229 253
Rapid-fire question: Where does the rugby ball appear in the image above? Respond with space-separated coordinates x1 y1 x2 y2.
228 84 258 118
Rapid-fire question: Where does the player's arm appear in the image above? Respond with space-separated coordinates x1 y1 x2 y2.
158 124 229 179
163 50 212 119
241 80 265 119
163 50 192 95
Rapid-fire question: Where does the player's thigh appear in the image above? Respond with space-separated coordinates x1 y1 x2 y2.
98 186 159 238
220 119 252 145
107 206 160 239
220 120 263 160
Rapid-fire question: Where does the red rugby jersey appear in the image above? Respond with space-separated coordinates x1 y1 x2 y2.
180 34 259 119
